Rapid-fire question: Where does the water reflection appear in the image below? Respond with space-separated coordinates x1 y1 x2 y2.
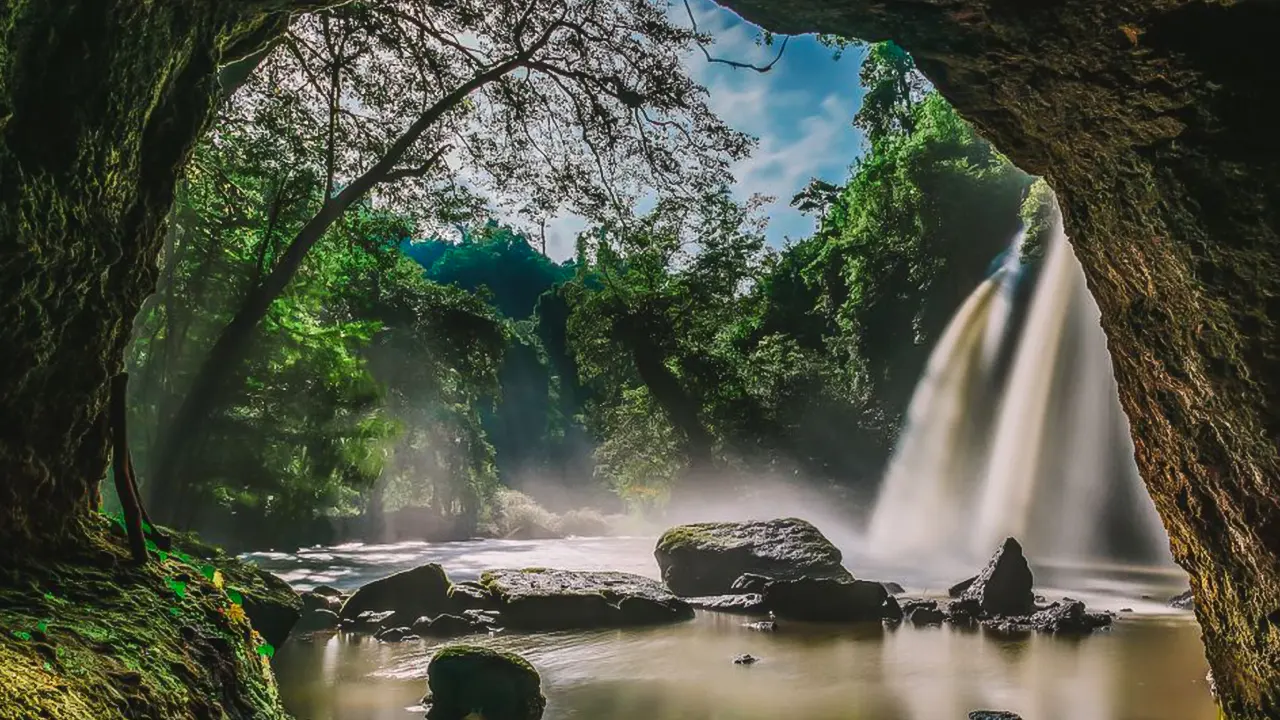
262 537 1214 720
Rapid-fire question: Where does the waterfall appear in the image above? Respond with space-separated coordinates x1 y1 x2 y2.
867 215 1172 567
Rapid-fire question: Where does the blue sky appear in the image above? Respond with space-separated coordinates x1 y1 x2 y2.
542 0 868 260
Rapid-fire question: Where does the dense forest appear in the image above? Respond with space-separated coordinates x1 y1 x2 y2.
113 21 1040 552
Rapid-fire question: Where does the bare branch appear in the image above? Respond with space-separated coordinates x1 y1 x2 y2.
682 0 790 73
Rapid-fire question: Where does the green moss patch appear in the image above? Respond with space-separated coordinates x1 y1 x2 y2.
0 516 290 720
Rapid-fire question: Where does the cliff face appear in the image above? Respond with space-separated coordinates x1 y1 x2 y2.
717 0 1279 715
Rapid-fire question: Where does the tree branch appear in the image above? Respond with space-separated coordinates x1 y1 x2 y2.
381 144 453 184
682 0 789 73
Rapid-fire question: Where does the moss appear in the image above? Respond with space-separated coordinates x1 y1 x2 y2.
425 645 544 720
654 524 730 554
0 517 288 719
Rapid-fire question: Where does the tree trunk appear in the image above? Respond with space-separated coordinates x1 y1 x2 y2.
721 0 1280 715
0 0 337 556
149 56 531 524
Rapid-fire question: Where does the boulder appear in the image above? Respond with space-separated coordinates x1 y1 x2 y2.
944 598 982 626
237 570 304 649
880 581 905 595
959 538 1035 616
448 581 497 610
348 610 396 632
730 573 772 594
479 569 693 630
654 518 850 596
758 576 890 622
682 593 770 615
948 576 976 598
984 600 1113 634
300 590 341 613
412 614 485 638
425 645 545 720
882 595 903 622
294 608 340 633
311 584 343 598
375 626 414 643
338 563 456 622
905 601 946 627
1170 589 1195 610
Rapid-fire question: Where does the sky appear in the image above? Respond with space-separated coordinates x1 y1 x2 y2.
541 0 869 261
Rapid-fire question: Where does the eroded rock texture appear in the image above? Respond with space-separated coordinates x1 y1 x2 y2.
720 1 1280 715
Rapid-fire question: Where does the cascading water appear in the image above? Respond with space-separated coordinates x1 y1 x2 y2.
867 213 1172 567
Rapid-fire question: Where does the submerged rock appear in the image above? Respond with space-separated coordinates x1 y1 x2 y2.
969 712 1023 720
744 620 777 632
294 607 340 633
683 593 770 615
959 538 1035 616
654 518 849 596
425 645 545 720
348 609 396 632
479 569 693 630
1170 589 1195 610
338 563 456 623
375 626 414 643
733 653 759 665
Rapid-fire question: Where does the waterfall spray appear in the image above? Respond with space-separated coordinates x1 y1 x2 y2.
867 213 1171 567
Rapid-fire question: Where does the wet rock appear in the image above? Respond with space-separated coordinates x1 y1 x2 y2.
461 609 502 628
412 614 484 638
984 600 1113 634
949 576 976 598
1170 590 1195 610
759 576 888 622
300 590 341 613
479 569 693 630
906 601 946 627
683 593 770 615
880 581 905 595
338 563 455 623
312 584 343 598
969 712 1023 720
744 620 777 632
733 653 759 665
447 581 497 610
730 573 772 594
944 598 981 626
654 518 850 596
959 538 1035 616
882 595 903 622
238 570 304 648
349 610 396 632
294 608 340 632
425 645 545 720
375 626 414 642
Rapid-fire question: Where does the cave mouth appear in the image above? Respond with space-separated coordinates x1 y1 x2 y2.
2 0 1278 718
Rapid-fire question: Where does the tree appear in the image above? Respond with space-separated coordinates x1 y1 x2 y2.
149 0 752 519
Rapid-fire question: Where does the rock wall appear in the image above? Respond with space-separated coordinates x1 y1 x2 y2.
717 0 1280 716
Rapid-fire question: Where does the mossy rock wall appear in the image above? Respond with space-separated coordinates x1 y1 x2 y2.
719 1 1280 716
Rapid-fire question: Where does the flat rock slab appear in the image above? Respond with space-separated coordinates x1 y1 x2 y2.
655 518 850 596
683 593 770 615
480 569 693 630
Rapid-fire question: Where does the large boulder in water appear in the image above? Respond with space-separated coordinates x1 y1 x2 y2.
654 518 849 596
425 645 545 720
959 537 1035 616
339 563 467 622
758 576 892 622
479 569 693 630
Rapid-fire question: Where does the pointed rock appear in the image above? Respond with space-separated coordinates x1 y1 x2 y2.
960 537 1035 616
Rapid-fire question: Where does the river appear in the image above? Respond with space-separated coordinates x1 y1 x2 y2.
246 536 1217 720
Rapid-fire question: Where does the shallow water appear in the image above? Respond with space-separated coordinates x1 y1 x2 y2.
256 537 1217 720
